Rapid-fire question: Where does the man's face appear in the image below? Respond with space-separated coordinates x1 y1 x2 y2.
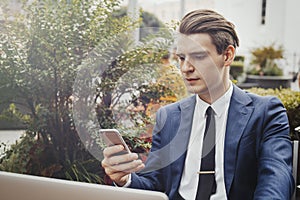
176 33 227 101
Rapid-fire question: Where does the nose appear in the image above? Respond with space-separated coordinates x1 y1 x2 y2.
181 59 195 73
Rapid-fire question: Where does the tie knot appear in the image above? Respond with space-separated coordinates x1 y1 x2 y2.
206 106 214 116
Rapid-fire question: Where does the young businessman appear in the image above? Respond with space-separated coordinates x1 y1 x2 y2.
101 9 295 199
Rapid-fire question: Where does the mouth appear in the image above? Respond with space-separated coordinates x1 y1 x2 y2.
185 77 200 83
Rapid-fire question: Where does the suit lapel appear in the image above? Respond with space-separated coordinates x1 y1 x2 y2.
224 85 254 196
167 87 254 196
170 95 196 192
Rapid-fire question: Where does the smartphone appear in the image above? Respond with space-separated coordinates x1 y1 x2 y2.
100 129 131 154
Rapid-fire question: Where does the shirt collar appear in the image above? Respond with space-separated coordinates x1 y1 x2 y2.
196 83 233 118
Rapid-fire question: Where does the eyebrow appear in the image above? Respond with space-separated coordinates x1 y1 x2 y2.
176 51 207 57
176 53 185 57
190 51 207 56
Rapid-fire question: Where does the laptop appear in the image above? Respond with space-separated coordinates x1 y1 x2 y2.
0 171 168 200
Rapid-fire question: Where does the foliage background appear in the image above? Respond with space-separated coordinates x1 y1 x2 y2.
246 44 284 76
0 0 184 184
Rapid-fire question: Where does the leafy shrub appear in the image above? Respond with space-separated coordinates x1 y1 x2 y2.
0 0 133 183
0 104 29 130
0 0 185 185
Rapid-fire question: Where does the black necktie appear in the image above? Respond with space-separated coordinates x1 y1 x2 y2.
196 106 217 200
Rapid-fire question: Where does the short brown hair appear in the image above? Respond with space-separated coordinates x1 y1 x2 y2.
179 9 239 54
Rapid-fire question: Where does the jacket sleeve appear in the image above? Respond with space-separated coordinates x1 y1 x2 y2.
254 96 295 199
129 107 166 192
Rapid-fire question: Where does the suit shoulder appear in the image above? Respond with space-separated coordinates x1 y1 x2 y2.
232 86 284 108
245 90 283 105
158 95 195 113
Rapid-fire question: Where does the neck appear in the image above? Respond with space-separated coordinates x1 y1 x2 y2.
199 79 231 104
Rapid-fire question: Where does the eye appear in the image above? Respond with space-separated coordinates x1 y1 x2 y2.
177 55 185 61
192 54 206 60
195 55 204 59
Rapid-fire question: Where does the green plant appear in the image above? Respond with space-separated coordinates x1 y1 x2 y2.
0 0 184 185
230 55 244 80
0 0 133 182
112 7 165 40
247 88 300 139
0 104 29 130
0 133 35 173
247 44 284 76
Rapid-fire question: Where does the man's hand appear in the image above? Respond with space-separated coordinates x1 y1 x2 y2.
101 145 145 186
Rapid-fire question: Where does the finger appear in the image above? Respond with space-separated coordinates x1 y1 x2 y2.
105 161 144 179
103 145 124 157
102 152 138 169
135 162 145 172
103 162 145 186
105 166 129 178
108 159 144 173
108 153 138 165
109 172 130 185
125 162 145 173
101 158 109 168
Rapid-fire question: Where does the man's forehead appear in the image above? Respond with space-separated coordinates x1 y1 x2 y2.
175 35 205 54
175 33 212 54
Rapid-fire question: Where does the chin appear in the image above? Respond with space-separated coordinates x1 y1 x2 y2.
186 85 206 94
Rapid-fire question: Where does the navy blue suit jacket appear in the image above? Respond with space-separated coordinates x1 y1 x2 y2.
130 85 295 199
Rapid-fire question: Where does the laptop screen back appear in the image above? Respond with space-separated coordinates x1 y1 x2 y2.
0 171 168 200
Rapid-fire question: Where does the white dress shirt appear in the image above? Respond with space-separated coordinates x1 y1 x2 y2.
179 84 233 199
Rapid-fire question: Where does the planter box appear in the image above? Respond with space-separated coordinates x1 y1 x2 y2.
245 75 293 89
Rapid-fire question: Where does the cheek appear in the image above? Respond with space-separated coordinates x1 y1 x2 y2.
179 61 184 70
193 59 220 78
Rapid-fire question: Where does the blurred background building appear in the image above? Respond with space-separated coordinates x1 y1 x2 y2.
122 0 300 76
1 0 300 78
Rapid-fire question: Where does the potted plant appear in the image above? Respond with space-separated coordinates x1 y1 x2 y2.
245 44 293 89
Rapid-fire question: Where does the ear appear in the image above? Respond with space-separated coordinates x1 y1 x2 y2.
223 45 235 67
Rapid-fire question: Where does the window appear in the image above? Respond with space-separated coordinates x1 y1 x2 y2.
261 0 267 25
